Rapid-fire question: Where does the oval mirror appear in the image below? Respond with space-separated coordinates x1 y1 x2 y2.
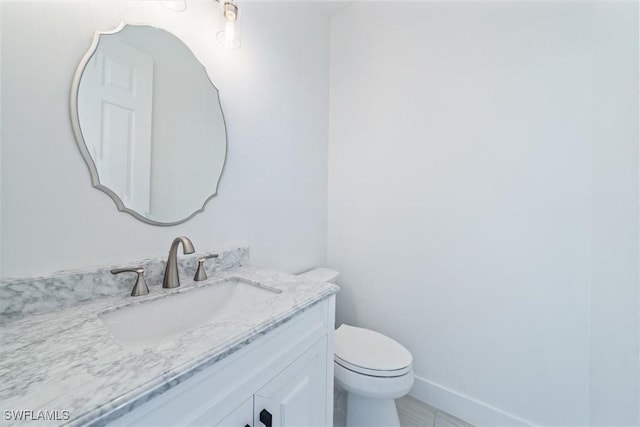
71 23 227 225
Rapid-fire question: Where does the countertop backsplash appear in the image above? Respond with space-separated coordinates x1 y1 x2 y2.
0 246 249 321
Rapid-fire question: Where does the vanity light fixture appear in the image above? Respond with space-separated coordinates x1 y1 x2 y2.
216 0 241 49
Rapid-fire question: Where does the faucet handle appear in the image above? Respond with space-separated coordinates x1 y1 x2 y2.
111 267 149 297
194 254 219 281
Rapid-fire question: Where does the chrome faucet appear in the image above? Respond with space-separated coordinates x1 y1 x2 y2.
163 236 195 289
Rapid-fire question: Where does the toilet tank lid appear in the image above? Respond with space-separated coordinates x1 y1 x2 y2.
297 267 340 283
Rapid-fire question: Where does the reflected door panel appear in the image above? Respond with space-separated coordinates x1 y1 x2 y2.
79 36 153 217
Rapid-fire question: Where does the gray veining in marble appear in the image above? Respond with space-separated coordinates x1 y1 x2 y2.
0 247 249 320
0 263 338 427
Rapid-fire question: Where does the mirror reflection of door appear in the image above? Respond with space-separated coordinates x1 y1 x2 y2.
73 24 227 225
78 37 153 217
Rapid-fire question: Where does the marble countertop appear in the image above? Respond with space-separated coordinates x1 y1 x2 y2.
0 267 338 426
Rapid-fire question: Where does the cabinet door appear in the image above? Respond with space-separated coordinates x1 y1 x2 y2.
214 397 253 427
254 338 327 427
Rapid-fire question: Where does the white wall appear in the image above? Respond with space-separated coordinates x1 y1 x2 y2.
0 0 330 278
588 3 639 425
328 2 638 426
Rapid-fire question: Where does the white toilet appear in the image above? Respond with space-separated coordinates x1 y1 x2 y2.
297 268 414 427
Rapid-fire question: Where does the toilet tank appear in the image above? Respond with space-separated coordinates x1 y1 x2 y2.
297 267 340 283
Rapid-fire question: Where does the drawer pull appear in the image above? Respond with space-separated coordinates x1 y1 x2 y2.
259 409 272 427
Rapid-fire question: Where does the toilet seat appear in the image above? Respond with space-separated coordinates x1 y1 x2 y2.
334 324 412 378
335 356 412 377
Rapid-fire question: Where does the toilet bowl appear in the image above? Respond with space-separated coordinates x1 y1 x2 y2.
297 268 415 427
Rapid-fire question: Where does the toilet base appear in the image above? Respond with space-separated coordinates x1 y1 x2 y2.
334 361 414 427
345 394 400 427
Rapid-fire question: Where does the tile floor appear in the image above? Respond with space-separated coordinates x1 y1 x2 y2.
334 388 473 427
396 395 473 427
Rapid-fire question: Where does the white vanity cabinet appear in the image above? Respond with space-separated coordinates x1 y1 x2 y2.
253 338 327 427
215 397 253 427
107 295 335 427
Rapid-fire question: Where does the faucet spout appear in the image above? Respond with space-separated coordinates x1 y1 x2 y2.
163 236 195 289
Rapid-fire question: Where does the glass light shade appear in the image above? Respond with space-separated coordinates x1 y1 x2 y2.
159 0 186 12
217 0 241 49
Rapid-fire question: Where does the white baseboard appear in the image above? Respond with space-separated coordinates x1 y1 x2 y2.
409 375 538 427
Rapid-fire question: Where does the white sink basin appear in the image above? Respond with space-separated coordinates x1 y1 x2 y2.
99 278 281 348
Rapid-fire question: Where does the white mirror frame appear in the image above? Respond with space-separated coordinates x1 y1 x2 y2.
70 22 228 226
